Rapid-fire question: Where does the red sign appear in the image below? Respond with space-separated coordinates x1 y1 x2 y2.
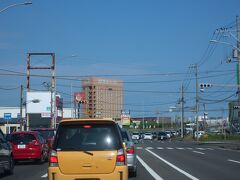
74 92 86 103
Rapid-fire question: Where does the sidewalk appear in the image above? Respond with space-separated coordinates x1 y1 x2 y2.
197 140 240 150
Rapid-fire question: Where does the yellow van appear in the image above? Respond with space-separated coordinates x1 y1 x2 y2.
48 119 128 180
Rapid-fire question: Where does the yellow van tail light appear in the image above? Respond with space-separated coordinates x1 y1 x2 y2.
49 150 58 167
116 148 126 166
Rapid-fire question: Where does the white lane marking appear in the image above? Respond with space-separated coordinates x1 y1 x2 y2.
228 159 240 164
206 148 213 150
193 151 205 155
41 173 48 178
146 149 199 180
196 148 205 150
146 147 153 149
167 147 173 149
176 147 184 150
136 147 143 150
157 147 164 149
187 148 193 150
136 155 164 180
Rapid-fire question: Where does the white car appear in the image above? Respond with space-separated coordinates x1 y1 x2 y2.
132 132 140 140
194 131 205 138
165 131 172 138
144 132 153 140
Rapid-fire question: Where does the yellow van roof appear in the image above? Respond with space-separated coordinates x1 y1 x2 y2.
61 118 115 123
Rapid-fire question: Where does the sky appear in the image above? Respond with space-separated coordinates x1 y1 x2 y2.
0 0 240 119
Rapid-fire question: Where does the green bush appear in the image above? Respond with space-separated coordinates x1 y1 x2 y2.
199 134 240 141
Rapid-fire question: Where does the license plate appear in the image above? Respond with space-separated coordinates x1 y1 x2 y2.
17 144 26 149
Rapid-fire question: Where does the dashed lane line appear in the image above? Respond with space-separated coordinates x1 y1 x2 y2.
176 147 184 150
192 151 205 155
157 147 164 149
228 159 240 164
167 147 174 150
136 147 143 150
146 149 199 180
41 173 48 178
196 148 205 150
136 155 164 180
146 147 154 149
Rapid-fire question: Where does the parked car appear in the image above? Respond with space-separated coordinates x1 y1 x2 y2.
157 131 168 141
165 130 172 138
139 131 144 139
121 128 137 177
131 132 140 140
143 132 153 140
0 129 14 175
152 132 157 139
171 130 178 136
194 131 205 138
48 119 128 180
9 131 48 163
32 128 56 150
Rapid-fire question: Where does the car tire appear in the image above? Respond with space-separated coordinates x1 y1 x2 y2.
5 155 14 175
37 153 45 164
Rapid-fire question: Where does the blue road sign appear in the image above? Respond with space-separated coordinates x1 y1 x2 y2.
4 113 12 121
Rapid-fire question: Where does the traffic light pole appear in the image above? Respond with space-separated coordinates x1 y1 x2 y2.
236 16 240 101
181 84 184 138
20 85 23 131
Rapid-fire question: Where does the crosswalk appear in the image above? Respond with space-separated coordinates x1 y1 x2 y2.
136 147 214 151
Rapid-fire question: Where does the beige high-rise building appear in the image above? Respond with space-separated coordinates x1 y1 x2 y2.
81 77 123 119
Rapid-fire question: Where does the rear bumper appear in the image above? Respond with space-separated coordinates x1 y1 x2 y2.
132 136 139 140
13 151 41 160
127 154 137 172
144 137 152 140
48 166 128 180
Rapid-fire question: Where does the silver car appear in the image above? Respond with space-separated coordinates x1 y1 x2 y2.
121 128 137 177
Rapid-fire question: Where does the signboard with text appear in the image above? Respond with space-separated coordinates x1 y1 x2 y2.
4 113 12 121
121 113 131 126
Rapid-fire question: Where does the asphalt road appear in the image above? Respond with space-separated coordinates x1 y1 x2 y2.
1 140 240 180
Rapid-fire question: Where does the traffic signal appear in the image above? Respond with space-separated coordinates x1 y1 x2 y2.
200 83 212 89
233 106 240 109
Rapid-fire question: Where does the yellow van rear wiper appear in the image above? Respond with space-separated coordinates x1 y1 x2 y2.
83 151 93 156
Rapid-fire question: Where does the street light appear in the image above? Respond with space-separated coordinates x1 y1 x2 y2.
209 40 240 52
0 2 32 14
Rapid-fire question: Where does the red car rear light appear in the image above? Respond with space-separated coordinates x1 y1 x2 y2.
49 150 58 167
116 148 126 166
83 125 92 129
126 146 135 154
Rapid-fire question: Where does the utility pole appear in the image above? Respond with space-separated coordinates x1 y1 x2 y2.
142 101 145 129
194 64 199 141
181 84 184 138
20 85 23 131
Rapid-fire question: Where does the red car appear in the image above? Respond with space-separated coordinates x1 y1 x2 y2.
32 128 56 149
9 131 49 163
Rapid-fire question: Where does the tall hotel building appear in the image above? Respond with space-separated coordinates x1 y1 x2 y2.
81 77 123 119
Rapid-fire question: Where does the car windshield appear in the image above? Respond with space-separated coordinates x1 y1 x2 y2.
133 132 139 135
145 133 152 135
11 134 36 144
158 132 167 135
55 123 121 151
